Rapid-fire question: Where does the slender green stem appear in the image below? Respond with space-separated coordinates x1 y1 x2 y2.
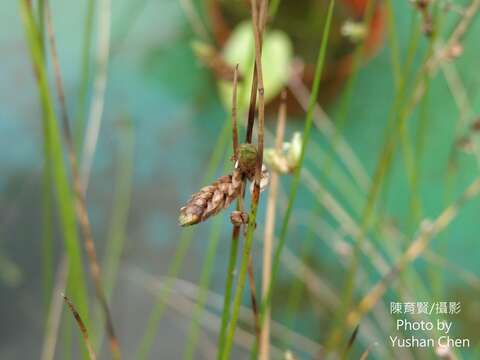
37 0 54 318
410 82 429 225
373 11 421 240
74 0 96 150
105 125 135 292
220 0 270 357
385 0 401 89
42 136 54 312
249 2 335 358
268 0 281 18
38 0 45 51
221 200 260 360
333 0 376 127
19 0 89 326
92 119 135 351
19 4 90 360
40 0 53 309
326 6 444 353
316 0 376 215
216 63 242 357
216 221 241 358
103 120 135 296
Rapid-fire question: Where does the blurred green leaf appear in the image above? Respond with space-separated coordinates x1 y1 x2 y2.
218 21 293 110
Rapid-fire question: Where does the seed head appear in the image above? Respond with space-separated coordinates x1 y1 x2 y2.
179 170 243 226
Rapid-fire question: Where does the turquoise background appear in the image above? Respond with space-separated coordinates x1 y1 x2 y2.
1 0 479 358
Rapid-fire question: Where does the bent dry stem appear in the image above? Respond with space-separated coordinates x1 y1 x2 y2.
259 90 287 360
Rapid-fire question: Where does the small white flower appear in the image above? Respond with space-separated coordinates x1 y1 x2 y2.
264 132 303 174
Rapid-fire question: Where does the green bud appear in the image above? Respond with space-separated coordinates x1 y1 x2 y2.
237 143 258 174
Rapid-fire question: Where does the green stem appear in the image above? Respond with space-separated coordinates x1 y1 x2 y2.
249 2 335 358
325 6 443 353
385 0 401 89
318 0 376 207
19 0 90 330
335 0 376 123
220 199 259 360
42 136 54 312
37 0 54 319
216 222 241 358
74 0 95 150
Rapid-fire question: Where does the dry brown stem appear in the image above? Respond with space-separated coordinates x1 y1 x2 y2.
259 91 286 360
63 294 97 360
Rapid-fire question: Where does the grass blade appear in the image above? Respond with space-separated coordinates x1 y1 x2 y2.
18 0 90 336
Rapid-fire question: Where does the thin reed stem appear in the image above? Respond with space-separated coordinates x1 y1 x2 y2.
324 8 439 352
245 0 267 143
259 91 286 360
251 2 335 358
36 0 54 317
74 0 95 148
405 0 480 121
217 65 241 358
44 2 121 357
247 256 260 341
178 0 210 41
346 177 480 327
217 205 242 358
232 65 240 159
81 0 112 189
220 1 267 358
19 0 90 341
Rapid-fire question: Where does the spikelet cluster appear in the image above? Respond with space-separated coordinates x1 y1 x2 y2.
179 169 243 226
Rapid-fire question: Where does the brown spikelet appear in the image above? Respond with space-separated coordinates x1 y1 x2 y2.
179 169 243 226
